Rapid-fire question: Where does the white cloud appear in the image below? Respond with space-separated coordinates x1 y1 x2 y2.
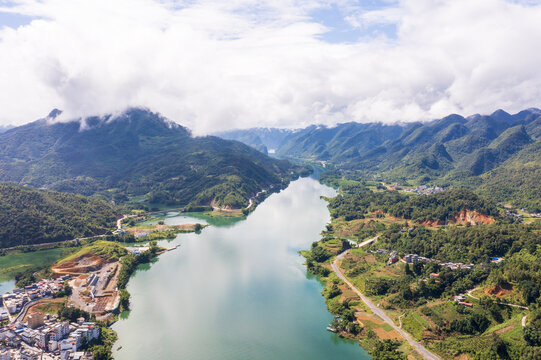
0 0 540 133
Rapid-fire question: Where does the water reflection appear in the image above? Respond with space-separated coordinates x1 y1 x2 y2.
113 178 370 360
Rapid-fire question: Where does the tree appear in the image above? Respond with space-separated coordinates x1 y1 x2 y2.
405 263 412 276
524 325 541 346
90 345 111 360
369 340 406 360
119 289 130 311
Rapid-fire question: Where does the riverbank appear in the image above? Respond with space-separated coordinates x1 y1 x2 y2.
305 174 540 360
302 238 424 359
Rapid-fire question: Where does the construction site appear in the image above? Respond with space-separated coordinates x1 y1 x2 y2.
52 254 121 319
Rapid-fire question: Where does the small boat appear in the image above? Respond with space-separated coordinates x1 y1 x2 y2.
117 346 123 351
326 326 337 333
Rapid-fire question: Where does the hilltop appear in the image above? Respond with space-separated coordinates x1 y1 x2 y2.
217 108 541 210
0 108 304 209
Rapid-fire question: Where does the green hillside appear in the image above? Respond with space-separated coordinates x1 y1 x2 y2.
0 183 118 248
223 108 541 209
0 108 303 208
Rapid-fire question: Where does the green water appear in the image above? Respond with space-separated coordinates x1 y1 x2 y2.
141 211 244 227
0 247 70 282
112 178 370 360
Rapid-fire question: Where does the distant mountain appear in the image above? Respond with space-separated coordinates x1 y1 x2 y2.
216 128 294 155
217 123 403 161
0 125 14 133
0 183 118 248
0 108 303 208
276 123 404 162
218 108 541 210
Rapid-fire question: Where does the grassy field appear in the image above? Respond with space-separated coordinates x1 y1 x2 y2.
401 312 430 341
0 248 71 281
140 211 244 227
56 241 128 264
32 298 66 315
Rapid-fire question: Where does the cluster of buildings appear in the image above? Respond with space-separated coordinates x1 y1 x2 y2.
506 210 541 219
376 249 477 271
125 246 149 256
111 229 128 236
2 277 70 316
403 185 445 195
454 294 473 308
403 253 475 270
0 314 97 360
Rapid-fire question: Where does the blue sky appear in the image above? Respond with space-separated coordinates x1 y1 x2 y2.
310 2 397 43
0 0 400 43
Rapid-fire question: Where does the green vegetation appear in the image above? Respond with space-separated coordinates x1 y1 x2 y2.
324 177 498 223
0 247 71 282
0 183 118 248
306 168 541 359
0 108 304 210
119 289 130 311
117 241 161 289
377 222 540 264
389 189 498 222
33 300 65 315
58 241 128 264
368 340 406 360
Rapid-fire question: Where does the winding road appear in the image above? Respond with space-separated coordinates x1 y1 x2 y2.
466 288 529 310
332 236 440 360
11 298 50 324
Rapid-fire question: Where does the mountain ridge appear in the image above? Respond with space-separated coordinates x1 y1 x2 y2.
0 108 304 208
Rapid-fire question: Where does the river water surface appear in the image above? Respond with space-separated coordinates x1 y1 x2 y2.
112 177 370 360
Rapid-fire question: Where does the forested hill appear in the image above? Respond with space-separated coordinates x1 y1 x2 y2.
219 108 541 210
0 108 303 208
216 128 294 155
0 183 118 248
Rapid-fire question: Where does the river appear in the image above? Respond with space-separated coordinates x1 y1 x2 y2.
112 177 370 360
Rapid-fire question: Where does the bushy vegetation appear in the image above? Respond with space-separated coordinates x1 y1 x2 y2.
117 241 160 289
58 241 129 264
389 189 498 222
58 303 94 322
368 340 406 360
0 183 118 248
377 222 540 264
327 183 498 223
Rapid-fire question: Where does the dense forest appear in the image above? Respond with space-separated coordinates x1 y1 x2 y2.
0 108 304 208
0 183 118 248
376 222 540 265
224 108 541 210
326 182 498 223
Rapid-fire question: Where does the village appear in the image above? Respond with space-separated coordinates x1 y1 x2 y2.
0 211 184 360
0 275 99 360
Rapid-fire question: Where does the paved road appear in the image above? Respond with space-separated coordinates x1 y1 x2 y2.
522 315 527 327
332 247 440 360
358 235 379 247
11 298 49 324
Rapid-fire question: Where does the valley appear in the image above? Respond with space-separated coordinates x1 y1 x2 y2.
0 107 540 360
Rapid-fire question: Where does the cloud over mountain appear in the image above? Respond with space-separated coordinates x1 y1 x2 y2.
0 0 540 133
